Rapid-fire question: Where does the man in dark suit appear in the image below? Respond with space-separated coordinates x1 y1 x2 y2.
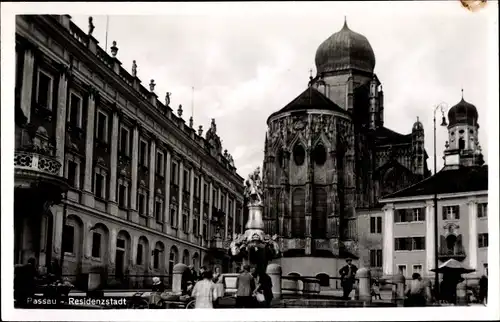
339 258 358 300
236 264 255 308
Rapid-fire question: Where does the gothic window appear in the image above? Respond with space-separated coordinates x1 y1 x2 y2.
312 187 327 238
313 145 327 166
291 188 305 238
293 144 306 166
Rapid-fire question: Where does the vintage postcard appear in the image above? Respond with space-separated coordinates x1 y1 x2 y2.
1 1 498 321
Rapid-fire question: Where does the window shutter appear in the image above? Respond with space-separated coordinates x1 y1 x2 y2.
455 206 460 219
442 206 447 220
421 207 426 221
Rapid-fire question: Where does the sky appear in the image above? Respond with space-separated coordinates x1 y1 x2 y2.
69 1 497 180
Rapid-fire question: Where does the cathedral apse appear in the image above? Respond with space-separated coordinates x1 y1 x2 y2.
262 19 430 276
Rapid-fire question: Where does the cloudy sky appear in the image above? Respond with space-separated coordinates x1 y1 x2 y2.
68 1 497 180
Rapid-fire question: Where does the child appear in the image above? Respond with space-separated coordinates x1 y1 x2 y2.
371 278 382 300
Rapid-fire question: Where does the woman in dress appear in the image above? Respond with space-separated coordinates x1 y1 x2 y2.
191 270 217 309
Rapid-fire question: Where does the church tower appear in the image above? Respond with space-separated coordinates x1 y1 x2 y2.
411 117 425 175
443 91 484 168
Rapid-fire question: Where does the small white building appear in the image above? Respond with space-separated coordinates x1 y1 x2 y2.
379 96 488 280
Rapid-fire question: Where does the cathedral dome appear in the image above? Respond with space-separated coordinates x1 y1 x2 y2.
448 97 478 127
315 20 376 75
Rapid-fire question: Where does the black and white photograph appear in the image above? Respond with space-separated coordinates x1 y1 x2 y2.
1 1 498 321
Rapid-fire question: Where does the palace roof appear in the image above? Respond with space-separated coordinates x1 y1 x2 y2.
381 165 488 200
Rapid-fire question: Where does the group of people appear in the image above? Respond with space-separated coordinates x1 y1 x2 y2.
234 264 273 308
177 264 273 309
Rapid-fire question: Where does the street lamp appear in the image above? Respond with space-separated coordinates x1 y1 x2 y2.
433 102 448 301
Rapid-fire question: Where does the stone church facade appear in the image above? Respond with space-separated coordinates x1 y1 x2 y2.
264 20 431 278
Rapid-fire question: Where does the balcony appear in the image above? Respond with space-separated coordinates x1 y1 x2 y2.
209 238 231 250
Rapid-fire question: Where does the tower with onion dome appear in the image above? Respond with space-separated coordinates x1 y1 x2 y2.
443 91 484 169
262 19 431 278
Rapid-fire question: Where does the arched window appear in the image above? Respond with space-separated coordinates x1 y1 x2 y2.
312 187 327 238
316 273 330 287
313 144 327 166
293 144 306 166
136 236 149 267
169 246 178 274
153 241 165 270
446 234 457 253
182 249 190 265
291 188 305 238
192 253 199 270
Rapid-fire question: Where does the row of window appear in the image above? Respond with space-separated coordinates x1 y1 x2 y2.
393 233 488 251
62 226 198 270
369 203 488 232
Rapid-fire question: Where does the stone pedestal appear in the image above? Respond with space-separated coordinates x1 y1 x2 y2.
172 263 188 294
392 274 406 307
456 280 467 306
357 268 372 304
266 263 282 299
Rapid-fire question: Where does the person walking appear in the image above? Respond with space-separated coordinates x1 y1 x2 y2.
405 273 426 307
235 264 255 308
339 258 357 300
253 271 273 308
191 270 217 309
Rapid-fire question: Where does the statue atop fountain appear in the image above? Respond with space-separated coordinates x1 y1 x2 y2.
229 167 280 273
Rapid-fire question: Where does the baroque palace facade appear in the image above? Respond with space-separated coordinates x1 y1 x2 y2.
14 15 245 286
263 20 431 279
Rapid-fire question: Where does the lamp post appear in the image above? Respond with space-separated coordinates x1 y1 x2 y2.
433 102 448 302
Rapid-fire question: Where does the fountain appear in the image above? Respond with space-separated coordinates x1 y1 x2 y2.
229 167 280 274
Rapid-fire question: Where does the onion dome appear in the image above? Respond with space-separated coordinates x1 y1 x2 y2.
448 92 478 127
412 117 424 132
315 19 376 75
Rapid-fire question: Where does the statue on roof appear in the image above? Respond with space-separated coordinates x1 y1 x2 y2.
165 92 171 106
131 60 137 77
205 118 222 154
88 17 95 36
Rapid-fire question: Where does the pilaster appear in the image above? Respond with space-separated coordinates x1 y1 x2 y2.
163 150 172 232
148 138 157 228
108 107 120 216
20 48 35 122
55 67 69 176
225 191 229 239
208 182 214 238
82 88 97 208
130 125 139 223
468 200 478 270
177 160 185 231
189 167 195 236
425 201 435 275
382 204 394 276
199 175 205 236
